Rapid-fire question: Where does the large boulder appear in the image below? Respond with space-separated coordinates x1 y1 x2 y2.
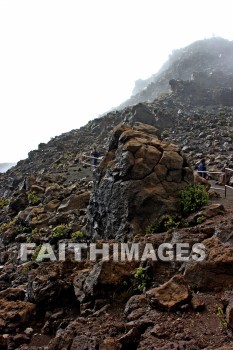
127 103 158 127
87 123 193 240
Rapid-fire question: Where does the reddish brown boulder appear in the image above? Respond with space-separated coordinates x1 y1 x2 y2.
184 237 233 291
58 191 90 212
146 274 191 310
0 299 35 332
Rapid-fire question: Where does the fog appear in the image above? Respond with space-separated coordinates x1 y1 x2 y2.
0 0 233 163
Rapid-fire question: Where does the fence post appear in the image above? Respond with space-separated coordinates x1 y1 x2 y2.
224 168 227 198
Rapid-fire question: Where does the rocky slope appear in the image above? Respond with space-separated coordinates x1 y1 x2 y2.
0 37 233 349
1 68 233 198
120 37 233 108
0 122 233 349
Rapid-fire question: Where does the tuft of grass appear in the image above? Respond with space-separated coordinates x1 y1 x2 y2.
52 224 69 239
71 230 85 240
0 198 10 209
216 306 227 328
28 191 41 205
196 215 206 224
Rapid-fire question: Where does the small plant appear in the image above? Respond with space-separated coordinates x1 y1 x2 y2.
0 218 16 234
52 224 69 239
182 221 189 228
28 191 41 205
163 215 180 231
17 225 29 234
0 198 9 209
180 185 208 215
145 224 155 235
32 228 39 235
22 263 31 273
162 129 169 137
154 215 181 232
71 230 85 240
133 266 147 292
216 306 227 328
196 215 206 224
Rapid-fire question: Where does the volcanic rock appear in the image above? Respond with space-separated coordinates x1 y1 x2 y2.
184 236 233 291
146 274 191 310
87 123 193 240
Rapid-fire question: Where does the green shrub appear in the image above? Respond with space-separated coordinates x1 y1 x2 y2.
52 224 69 239
180 185 208 215
28 191 41 205
71 230 85 240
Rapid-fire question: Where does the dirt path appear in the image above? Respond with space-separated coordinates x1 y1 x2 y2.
209 180 233 210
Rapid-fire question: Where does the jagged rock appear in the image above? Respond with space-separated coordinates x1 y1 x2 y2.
30 184 45 194
99 337 121 350
124 294 149 320
184 236 233 291
58 192 90 212
0 287 25 301
23 206 52 228
9 192 28 214
146 274 191 310
45 198 61 211
27 262 76 307
127 103 157 127
0 299 35 332
196 203 225 219
73 260 137 303
191 294 205 311
87 123 193 240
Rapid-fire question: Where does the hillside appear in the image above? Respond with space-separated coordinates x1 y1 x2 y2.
118 37 233 109
0 37 233 349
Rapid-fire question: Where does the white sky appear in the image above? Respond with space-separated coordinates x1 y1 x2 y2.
0 0 233 163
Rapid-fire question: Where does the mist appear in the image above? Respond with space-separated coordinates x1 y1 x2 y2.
0 0 233 163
